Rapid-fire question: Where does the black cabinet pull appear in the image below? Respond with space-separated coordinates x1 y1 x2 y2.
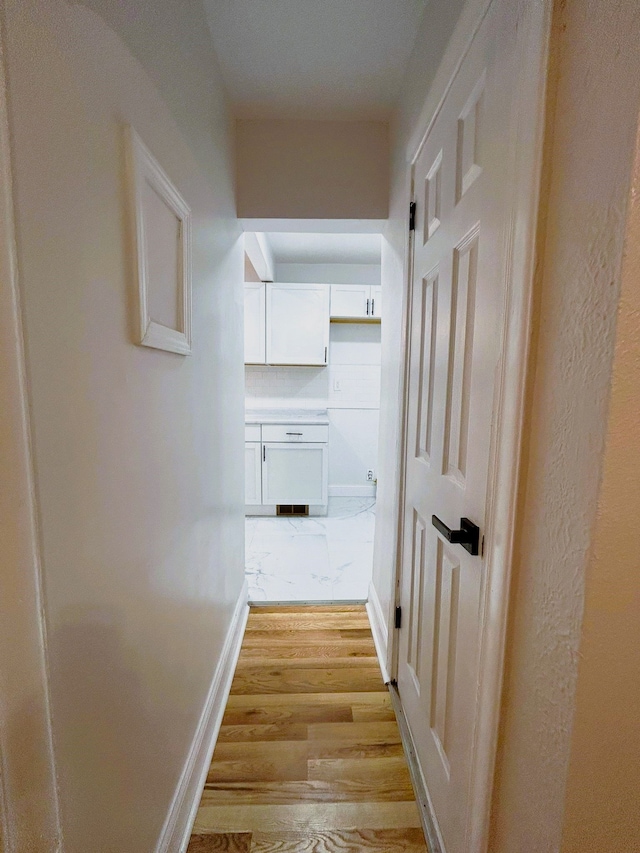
371 298 375 316
366 298 370 316
286 432 303 436
431 515 480 556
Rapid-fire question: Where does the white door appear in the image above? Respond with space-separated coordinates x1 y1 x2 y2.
266 283 329 365
244 283 266 364
244 442 262 505
370 285 382 319
262 443 328 505
397 4 517 851
330 284 369 319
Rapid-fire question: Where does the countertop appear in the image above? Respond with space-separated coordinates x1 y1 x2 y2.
245 408 329 425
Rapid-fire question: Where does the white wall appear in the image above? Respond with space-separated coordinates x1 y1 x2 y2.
236 119 389 219
3 2 245 852
275 263 381 286
559 107 640 853
491 1 640 848
0 17 60 848
328 324 380 496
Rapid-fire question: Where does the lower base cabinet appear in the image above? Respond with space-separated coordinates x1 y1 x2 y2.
244 422 329 510
262 443 328 506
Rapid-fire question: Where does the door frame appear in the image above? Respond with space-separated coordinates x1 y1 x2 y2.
0 18 61 851
390 0 553 848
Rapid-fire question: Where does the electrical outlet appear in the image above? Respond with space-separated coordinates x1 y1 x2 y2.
367 469 374 481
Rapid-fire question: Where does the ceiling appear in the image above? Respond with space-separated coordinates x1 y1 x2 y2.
203 0 428 120
264 232 381 265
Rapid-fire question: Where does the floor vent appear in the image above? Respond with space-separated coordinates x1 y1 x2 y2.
277 504 309 516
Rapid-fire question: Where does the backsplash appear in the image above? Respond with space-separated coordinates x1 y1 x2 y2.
245 365 329 406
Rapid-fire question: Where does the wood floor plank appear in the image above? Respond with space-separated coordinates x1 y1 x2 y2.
250 605 366 614
190 606 426 853
246 614 371 632
192 801 423 833
217 723 309 743
308 756 413 787
307 721 401 741
225 692 389 708
351 701 396 722
239 643 377 660
236 656 379 670
200 778 415 805
239 629 352 641
186 833 252 852
307 740 405 761
222 703 353 727
231 666 384 695
249 828 428 853
208 742 308 783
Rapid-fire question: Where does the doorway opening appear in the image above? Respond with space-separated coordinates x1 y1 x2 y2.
242 229 382 603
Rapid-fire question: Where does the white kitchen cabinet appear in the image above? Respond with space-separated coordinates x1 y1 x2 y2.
329 284 370 319
262 443 328 506
244 418 329 511
330 284 382 320
244 282 266 364
244 441 262 505
266 283 329 366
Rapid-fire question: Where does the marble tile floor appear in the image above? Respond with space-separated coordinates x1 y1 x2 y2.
246 498 376 602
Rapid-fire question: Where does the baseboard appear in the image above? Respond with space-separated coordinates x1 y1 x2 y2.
389 684 445 853
329 485 377 497
155 580 249 853
366 581 390 684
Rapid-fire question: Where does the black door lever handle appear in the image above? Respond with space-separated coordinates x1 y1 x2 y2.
432 516 480 556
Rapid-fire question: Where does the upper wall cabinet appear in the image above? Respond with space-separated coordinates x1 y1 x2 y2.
244 282 267 364
330 284 382 321
266 283 330 366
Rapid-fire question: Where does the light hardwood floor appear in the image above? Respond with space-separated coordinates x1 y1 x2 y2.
188 605 428 852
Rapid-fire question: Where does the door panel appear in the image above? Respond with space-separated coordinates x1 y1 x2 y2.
266 283 329 365
396 3 516 850
262 443 328 505
330 284 369 319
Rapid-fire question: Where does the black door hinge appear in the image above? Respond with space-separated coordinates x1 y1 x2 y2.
409 201 416 232
395 606 402 629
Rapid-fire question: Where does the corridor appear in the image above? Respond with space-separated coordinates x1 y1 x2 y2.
187 606 427 852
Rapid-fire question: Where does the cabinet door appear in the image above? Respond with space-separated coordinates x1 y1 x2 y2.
330 284 369 319
244 283 266 364
262 443 328 505
266 283 329 365
370 285 382 318
245 442 262 505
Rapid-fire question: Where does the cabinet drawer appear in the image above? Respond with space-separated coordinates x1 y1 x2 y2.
261 424 328 443
245 424 261 441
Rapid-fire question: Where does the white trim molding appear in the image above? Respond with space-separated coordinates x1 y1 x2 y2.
126 125 192 355
155 581 249 853
0 21 62 853
366 581 390 684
